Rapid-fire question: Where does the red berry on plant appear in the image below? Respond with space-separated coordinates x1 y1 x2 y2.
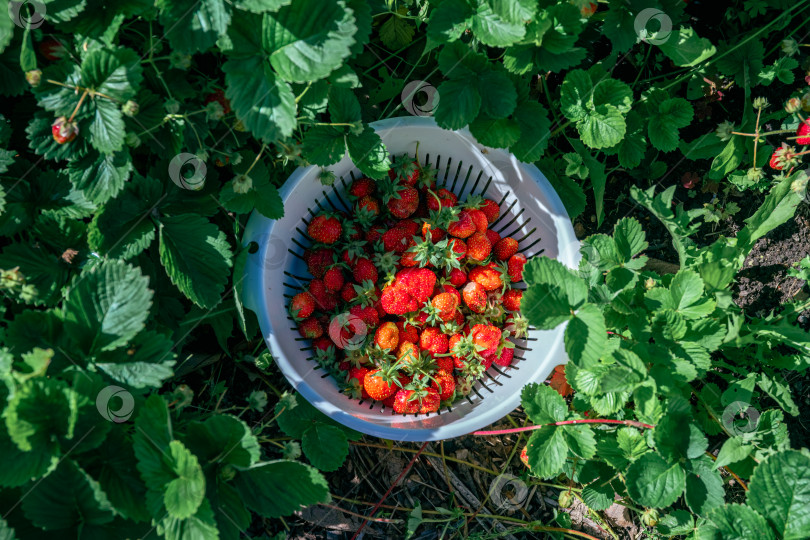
51 116 79 144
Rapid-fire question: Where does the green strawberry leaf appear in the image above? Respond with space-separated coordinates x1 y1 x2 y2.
684 455 725 516
525 426 567 478
346 126 391 180
94 330 176 389
510 100 551 162
521 383 567 425
434 78 481 130
67 148 132 205
63 259 153 353
747 450 810 540
701 503 776 540
625 452 685 508
648 98 694 153
234 460 330 518
579 104 626 150
301 424 349 472
657 27 716 67
184 415 261 468
158 0 231 54
302 125 346 166
158 214 233 309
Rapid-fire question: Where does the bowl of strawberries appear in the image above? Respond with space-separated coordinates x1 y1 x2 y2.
241 116 579 441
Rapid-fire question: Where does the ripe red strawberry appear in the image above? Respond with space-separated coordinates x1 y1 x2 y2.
469 263 503 291
389 155 420 185
323 267 344 291
290 292 316 319
375 321 400 350
462 281 487 313
447 209 476 238
448 238 467 262
357 195 380 216
51 117 79 144
432 371 456 400
364 369 399 401
471 324 501 356
447 268 467 288
386 186 419 218
396 219 421 236
349 304 379 328
308 213 342 244
769 151 784 170
508 254 527 282
430 292 459 322
493 346 515 367
340 282 358 303
441 283 462 303
204 89 232 114
305 248 333 278
479 199 500 224
480 353 494 371
298 317 323 339
418 387 441 413
352 258 379 283
400 243 420 267
421 222 446 243
427 188 457 211
393 389 421 414
468 208 489 233
366 225 386 244
381 285 419 314
466 232 492 262
349 177 376 198
485 229 501 246
382 227 412 253
396 321 419 343
347 367 371 399
453 309 465 327
502 288 522 311
396 268 437 302
796 120 810 145
420 326 449 357
494 238 519 261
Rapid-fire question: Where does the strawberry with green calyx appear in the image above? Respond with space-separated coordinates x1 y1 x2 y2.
431 370 456 401
420 327 449 357
380 284 419 314
491 342 515 367
319 169 336 186
314 345 343 379
388 154 421 185
290 292 316 320
308 279 339 311
323 266 345 292
392 388 421 413
796 119 810 145
396 341 421 368
426 291 458 324
447 268 467 288
470 261 505 291
468 209 488 233
485 229 501 246
415 164 438 190
381 226 412 253
340 240 368 266
426 202 462 232
769 143 799 170
504 312 529 339
307 212 342 244
356 196 380 220
378 177 419 218
313 335 335 352
363 359 406 401
471 324 501 357
344 367 371 400
463 195 500 223
439 314 464 336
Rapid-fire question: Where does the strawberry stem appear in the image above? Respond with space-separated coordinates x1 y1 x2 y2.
67 89 89 124
473 418 655 436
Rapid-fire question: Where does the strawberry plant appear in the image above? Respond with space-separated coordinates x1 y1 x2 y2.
1 0 809 538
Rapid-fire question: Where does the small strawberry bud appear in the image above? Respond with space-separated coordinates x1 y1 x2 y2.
232 174 253 194
752 97 769 110
747 167 765 182
715 120 734 141
124 132 140 148
786 97 802 114
122 100 139 117
169 51 191 70
319 169 336 186
644 277 656 290
641 508 659 527
25 69 42 87
205 100 224 121
558 490 574 508
769 143 798 170
782 38 799 56
164 99 180 114
802 93 810 113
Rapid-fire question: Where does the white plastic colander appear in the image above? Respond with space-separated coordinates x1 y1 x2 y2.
241 116 580 441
